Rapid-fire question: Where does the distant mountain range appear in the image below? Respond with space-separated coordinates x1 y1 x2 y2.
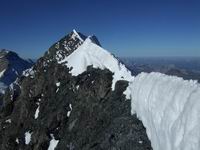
120 57 200 82
0 49 33 95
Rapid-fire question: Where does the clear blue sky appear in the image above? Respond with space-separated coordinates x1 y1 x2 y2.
0 0 200 58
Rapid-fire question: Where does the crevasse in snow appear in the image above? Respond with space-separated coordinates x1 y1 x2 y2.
58 38 134 90
125 72 200 150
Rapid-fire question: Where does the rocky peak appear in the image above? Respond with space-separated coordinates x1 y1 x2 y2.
0 31 152 150
43 30 102 64
43 30 86 62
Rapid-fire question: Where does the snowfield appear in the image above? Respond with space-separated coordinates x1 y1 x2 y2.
125 72 200 150
58 37 134 90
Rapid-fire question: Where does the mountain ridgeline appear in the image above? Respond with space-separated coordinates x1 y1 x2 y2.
0 30 152 150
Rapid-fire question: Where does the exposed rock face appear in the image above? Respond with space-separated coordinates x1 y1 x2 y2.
0 31 152 150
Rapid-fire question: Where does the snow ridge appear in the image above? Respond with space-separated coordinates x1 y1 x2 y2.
126 72 200 150
72 29 84 42
58 38 134 90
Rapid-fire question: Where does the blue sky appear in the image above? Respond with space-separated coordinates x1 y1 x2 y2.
0 0 200 58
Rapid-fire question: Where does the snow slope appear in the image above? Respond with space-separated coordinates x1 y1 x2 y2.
125 72 200 150
58 37 134 90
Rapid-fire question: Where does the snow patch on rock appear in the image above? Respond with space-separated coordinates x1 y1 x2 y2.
25 131 32 145
48 134 59 150
34 105 40 119
56 82 60 87
5 119 11 123
76 85 79 90
22 67 35 78
67 104 72 117
16 138 19 144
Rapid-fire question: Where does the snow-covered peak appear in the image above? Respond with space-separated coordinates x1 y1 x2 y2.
58 37 134 90
45 30 88 63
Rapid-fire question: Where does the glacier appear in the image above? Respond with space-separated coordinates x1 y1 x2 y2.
125 72 200 150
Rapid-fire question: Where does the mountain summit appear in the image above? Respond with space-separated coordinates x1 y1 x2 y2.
0 31 151 150
46 30 133 90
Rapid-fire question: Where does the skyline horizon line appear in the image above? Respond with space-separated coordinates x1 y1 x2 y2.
1 48 200 60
